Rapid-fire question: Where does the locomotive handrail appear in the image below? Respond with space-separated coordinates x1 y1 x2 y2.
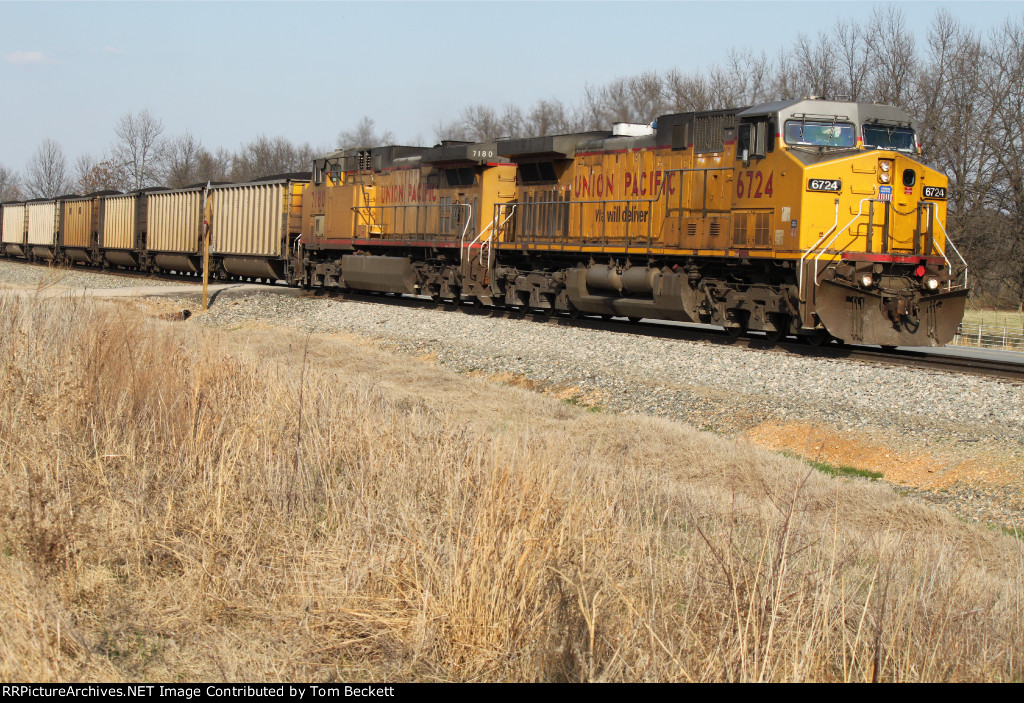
483 205 518 270
454 203 474 262
494 166 736 252
354 201 472 240
797 198 841 299
932 216 969 289
463 205 519 273
809 197 878 292
464 223 490 265
800 197 968 299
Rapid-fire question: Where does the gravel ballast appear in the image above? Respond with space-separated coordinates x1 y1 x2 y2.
161 289 1024 531
0 260 193 289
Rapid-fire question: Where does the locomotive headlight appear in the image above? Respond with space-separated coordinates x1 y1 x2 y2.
924 276 940 290
860 273 874 288
880 161 891 172
880 172 891 183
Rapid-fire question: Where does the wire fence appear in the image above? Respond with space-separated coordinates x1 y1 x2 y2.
951 323 1024 351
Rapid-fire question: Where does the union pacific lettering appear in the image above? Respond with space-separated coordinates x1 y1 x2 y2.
379 184 438 204
573 170 676 199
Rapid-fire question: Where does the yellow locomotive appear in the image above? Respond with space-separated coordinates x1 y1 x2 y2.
298 98 970 347
0 98 967 347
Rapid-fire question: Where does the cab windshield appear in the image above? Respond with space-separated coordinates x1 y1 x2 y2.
862 124 917 153
784 120 856 148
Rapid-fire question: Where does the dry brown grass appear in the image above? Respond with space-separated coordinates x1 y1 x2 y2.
1 290 1023 682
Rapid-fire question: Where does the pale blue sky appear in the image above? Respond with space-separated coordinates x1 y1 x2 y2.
1 0 1022 170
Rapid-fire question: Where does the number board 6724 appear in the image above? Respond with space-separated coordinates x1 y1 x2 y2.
807 178 842 193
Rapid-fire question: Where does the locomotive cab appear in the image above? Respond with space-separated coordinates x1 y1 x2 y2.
746 98 968 346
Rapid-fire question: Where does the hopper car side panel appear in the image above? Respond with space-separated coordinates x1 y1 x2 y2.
2 204 28 257
146 189 203 273
208 179 308 281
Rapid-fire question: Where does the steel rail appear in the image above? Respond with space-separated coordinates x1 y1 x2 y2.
3 257 1021 383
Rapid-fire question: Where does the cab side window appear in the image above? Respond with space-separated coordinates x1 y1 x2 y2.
737 120 771 160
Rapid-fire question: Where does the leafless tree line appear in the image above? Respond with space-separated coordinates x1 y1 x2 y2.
423 7 924 143
2 110 322 202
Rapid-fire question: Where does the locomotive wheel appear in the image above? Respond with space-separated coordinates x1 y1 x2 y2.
765 315 791 344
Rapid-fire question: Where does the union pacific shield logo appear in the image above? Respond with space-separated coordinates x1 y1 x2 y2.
878 185 893 202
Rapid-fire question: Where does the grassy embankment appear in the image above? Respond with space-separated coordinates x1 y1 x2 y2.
1 288 1022 682
961 308 1024 329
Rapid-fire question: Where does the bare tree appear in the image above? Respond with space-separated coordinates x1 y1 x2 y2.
526 98 575 136
910 12 995 279
768 49 801 101
230 135 314 182
723 49 771 105
706 63 745 109
75 152 125 193
337 117 395 149
792 31 840 99
112 109 167 189
204 148 233 183
0 164 22 201
499 104 526 139
433 119 471 143
75 153 98 191
663 69 715 112
164 132 232 188
460 104 503 141
832 18 871 101
24 139 70 198
866 6 917 105
983 16 1024 307
581 72 666 128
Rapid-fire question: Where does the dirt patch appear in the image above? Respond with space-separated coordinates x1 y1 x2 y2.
745 420 1017 490
482 370 547 391
480 372 610 409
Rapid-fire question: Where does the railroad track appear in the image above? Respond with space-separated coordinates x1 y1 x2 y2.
5 258 1024 383
310 288 1024 383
